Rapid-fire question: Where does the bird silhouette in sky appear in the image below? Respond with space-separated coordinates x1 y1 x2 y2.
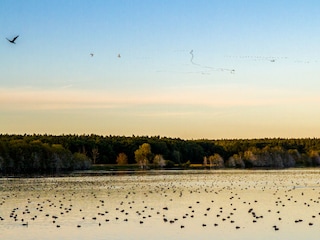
6 35 19 44
117 54 121 58
90 53 94 57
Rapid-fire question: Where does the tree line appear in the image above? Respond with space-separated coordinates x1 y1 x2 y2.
1 134 320 175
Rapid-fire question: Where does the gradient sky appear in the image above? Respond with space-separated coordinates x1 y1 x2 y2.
1 0 320 139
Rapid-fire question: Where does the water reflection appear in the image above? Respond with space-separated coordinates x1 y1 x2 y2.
1 169 320 240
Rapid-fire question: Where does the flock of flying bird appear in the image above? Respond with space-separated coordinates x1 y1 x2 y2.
5 34 316 76
6 35 121 59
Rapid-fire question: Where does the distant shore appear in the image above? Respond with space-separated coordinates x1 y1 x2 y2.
1 134 320 176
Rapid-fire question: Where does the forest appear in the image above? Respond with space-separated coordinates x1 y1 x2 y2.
1 134 320 175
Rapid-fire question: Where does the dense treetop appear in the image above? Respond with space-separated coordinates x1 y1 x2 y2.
1 134 320 175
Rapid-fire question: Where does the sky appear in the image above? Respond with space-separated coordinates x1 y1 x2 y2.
1 0 320 139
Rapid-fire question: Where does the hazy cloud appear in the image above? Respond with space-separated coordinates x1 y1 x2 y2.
1 86 319 111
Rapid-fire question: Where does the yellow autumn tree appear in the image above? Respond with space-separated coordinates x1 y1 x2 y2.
134 143 152 169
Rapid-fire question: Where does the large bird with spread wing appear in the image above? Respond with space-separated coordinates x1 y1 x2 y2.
6 35 19 44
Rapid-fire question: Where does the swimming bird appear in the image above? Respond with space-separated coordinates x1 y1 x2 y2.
6 35 19 44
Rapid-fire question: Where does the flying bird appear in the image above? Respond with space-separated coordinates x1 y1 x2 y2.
90 53 94 57
117 54 121 58
190 49 235 74
6 35 19 44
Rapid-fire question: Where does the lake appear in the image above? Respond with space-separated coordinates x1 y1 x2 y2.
1 169 320 240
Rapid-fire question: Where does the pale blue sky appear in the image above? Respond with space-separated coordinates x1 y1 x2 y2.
1 0 320 139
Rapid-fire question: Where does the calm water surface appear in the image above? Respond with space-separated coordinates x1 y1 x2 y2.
1 169 320 240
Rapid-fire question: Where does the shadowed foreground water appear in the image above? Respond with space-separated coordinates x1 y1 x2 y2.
1 169 320 240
